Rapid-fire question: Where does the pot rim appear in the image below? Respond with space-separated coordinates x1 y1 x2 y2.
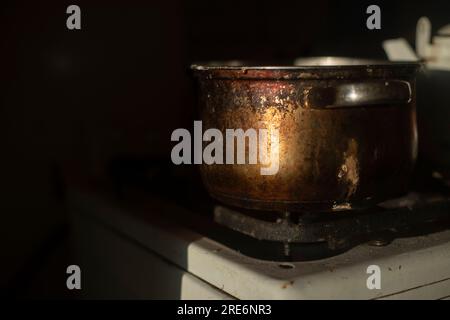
191 57 422 80
191 56 421 70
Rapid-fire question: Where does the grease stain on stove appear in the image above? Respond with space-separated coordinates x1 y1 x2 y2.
281 280 295 289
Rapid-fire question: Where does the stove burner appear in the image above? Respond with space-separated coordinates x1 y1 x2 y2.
211 193 450 261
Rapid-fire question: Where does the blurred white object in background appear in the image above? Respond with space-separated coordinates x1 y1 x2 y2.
416 16 450 70
383 16 450 71
382 38 419 61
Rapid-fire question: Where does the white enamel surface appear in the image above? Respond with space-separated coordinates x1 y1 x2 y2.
70 189 450 300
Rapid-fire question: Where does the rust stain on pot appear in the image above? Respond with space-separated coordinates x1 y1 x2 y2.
338 138 360 198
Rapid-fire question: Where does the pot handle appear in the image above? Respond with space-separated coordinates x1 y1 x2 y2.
303 80 412 109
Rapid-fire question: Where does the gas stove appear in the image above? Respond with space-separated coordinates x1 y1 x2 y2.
68 165 450 299
211 192 450 261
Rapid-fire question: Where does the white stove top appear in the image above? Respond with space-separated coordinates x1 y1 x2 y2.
69 188 450 299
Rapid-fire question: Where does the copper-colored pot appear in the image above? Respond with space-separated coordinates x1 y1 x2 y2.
191 58 420 212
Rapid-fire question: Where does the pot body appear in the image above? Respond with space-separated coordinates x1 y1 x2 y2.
192 59 420 212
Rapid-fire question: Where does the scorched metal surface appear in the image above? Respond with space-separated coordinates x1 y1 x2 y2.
191 58 421 212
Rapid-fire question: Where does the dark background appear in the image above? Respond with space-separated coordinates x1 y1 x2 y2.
1 0 449 298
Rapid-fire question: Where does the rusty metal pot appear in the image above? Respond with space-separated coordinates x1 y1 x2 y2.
191 58 420 212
